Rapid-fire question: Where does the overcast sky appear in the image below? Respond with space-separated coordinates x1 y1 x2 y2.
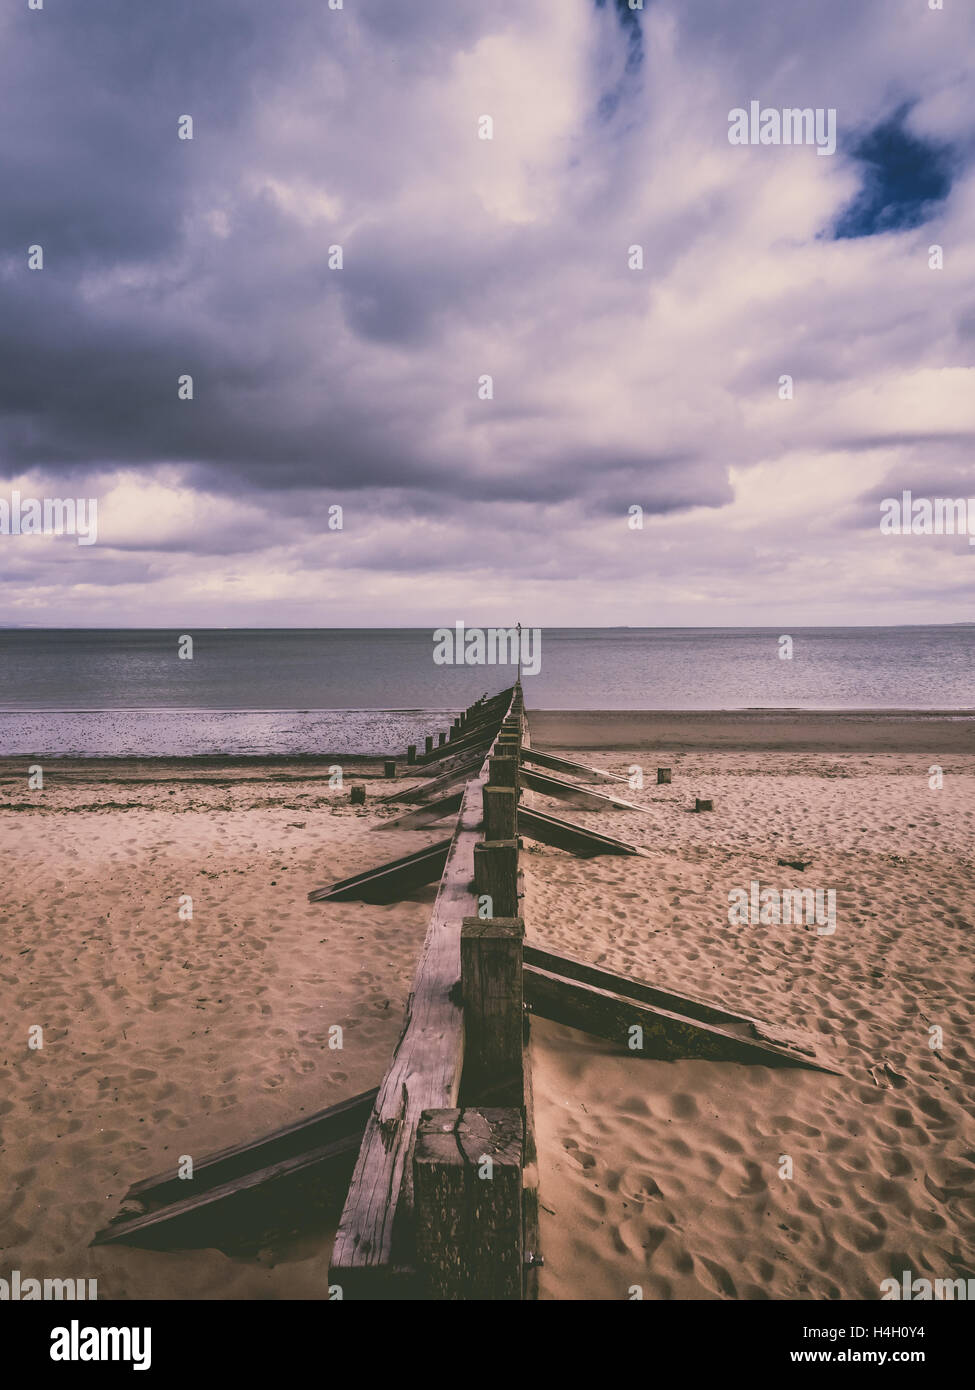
1 0 972 627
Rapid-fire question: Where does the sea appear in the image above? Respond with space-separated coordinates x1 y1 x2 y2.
0 626 971 757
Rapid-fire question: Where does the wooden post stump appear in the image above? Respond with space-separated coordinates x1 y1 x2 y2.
407 744 417 764
695 798 713 812
438 732 447 747
425 736 434 755
482 784 517 841
413 1108 524 1300
383 761 396 779
461 917 524 1101
350 785 366 805
657 768 672 785
473 839 519 918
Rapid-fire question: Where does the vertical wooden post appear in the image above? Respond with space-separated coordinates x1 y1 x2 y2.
657 767 671 784
438 732 447 747
407 744 417 764
482 784 517 841
383 760 396 779
489 755 519 789
425 736 434 755
473 839 519 918
413 1108 524 1300
461 916 524 1101
350 785 366 804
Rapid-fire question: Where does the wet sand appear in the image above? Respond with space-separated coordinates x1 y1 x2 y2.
530 709 975 754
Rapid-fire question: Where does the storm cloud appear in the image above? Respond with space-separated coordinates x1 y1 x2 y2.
1 0 973 625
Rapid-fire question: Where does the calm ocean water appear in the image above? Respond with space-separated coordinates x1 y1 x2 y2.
0 627 971 755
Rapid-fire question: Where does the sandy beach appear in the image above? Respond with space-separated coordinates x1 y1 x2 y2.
0 756 434 1298
2 713 973 1300
524 736 975 1300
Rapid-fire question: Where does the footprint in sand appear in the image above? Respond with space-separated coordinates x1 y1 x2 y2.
668 1093 698 1120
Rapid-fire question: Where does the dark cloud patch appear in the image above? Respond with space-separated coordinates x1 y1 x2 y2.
2 1 311 266
570 451 733 518
594 0 646 74
827 432 975 454
832 104 955 239
593 0 645 123
2 0 972 624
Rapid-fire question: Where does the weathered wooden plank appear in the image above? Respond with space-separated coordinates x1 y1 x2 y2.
308 838 451 903
520 748 627 783
518 806 649 858
413 695 512 765
92 1135 360 1251
523 965 840 1072
521 1015 541 1300
519 766 647 812
372 790 464 832
329 768 494 1295
125 1087 377 1210
523 944 761 1031
414 726 495 764
376 753 483 805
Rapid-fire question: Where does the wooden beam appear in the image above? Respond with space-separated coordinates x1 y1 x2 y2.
519 766 647 812
372 790 464 832
308 838 451 903
523 965 840 1072
124 1088 376 1210
376 753 483 805
413 1108 524 1300
414 708 508 760
414 727 494 765
92 1136 359 1252
525 944 772 1031
518 805 649 858
520 748 627 784
520 1016 541 1299
93 1089 377 1249
329 771 492 1295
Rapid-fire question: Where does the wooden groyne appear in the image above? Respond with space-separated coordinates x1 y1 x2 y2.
327 680 840 1299
94 679 839 1290
328 683 540 1299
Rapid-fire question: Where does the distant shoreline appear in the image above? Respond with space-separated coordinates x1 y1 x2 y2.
531 708 975 753
0 707 972 762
